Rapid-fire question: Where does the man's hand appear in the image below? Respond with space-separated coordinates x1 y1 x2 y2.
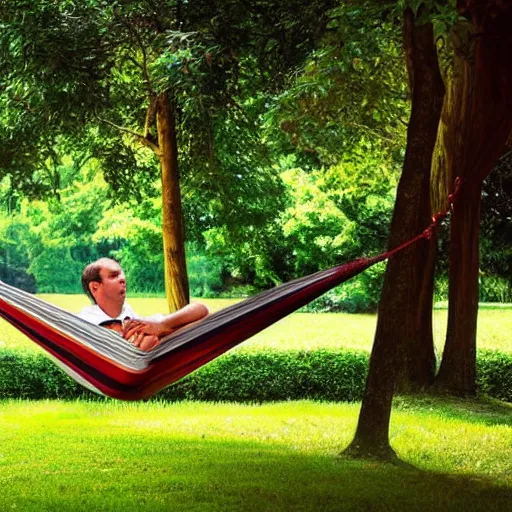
101 320 160 351
134 333 160 351
122 319 173 349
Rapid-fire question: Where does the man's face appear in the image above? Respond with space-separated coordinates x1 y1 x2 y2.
90 260 127 307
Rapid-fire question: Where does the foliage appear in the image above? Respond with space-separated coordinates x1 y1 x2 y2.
265 0 409 168
188 111 290 289
0 349 83 399
0 0 343 208
1 347 510 403
0 165 195 294
0 0 164 197
186 243 225 298
302 264 386 313
0 165 118 293
209 0 405 293
1 0 347 305
0 0 510 309
0 171 229 295
435 275 512 304
170 350 369 403
322 149 398 257
0 1 110 195
477 350 512 402
478 275 512 304
93 195 166 293
481 150 512 285
0 208 35 291
279 167 357 275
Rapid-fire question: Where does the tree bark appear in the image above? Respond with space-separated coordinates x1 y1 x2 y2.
431 21 479 394
157 91 190 311
343 9 444 460
430 22 474 214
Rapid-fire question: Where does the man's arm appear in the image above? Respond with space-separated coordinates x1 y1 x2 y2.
122 302 209 349
91 318 161 351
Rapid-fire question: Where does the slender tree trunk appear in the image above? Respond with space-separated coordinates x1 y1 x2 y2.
157 91 190 311
435 182 481 393
407 232 438 387
344 9 444 459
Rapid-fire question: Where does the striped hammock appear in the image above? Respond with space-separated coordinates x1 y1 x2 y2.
0 254 387 400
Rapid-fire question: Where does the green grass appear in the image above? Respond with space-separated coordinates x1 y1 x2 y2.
0 397 510 511
1 295 511 509
1 294 511 354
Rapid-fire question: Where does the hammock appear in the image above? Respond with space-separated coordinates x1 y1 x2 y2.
0 253 389 401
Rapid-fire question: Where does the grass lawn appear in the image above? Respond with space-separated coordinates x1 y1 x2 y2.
1 294 511 354
0 397 510 511
1 295 511 510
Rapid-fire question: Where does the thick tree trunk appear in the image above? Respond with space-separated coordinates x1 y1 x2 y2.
343 10 444 460
434 1 512 394
157 92 190 311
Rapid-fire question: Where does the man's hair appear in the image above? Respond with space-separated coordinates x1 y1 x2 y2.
81 258 118 304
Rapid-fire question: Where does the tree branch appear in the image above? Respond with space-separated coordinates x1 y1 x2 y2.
124 54 144 72
12 96 35 113
144 98 158 138
119 20 155 99
99 117 162 156
345 122 399 145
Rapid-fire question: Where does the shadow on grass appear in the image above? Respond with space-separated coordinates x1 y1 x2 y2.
393 394 512 427
0 433 510 512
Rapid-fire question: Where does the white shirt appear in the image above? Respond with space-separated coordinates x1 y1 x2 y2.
78 302 140 325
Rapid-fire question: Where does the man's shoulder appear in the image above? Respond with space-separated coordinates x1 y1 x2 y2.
78 304 107 324
78 304 100 316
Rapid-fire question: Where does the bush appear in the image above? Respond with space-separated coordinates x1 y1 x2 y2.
0 347 510 403
434 276 449 303
479 275 512 303
302 265 384 313
0 350 93 400
0 349 368 402
477 350 512 402
435 274 512 304
186 244 225 298
165 350 369 402
0 263 36 292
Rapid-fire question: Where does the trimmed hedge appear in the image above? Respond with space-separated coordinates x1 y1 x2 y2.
0 348 510 403
477 350 512 402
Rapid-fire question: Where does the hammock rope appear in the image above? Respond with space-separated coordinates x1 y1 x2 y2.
0 179 460 400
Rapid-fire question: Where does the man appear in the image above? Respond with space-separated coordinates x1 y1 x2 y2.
79 258 208 351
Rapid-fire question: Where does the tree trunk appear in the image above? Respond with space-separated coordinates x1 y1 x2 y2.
343 9 444 459
435 182 481 393
157 92 190 311
430 22 479 394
